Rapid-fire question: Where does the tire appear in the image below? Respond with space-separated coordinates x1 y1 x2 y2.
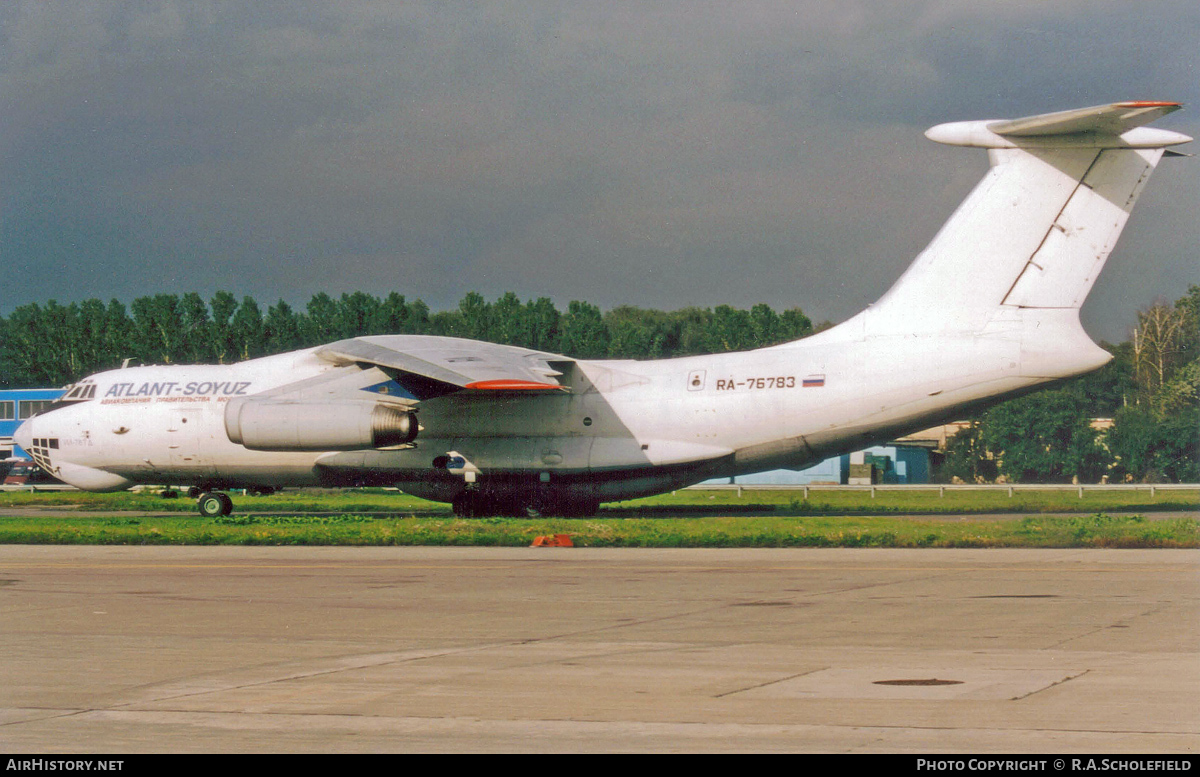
197 492 226 518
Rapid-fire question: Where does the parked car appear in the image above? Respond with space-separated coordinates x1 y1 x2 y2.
3 460 61 486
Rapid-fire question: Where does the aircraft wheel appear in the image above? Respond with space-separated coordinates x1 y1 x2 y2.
197 492 234 518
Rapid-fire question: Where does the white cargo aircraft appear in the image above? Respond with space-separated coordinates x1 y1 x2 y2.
14 102 1191 517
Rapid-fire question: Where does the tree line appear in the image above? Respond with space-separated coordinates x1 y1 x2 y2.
0 290 815 388
1 286 1194 483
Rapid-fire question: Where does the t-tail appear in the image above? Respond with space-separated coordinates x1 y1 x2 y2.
815 101 1191 383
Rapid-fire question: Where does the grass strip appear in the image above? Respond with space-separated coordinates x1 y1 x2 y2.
0 512 1194 548
2 486 1196 516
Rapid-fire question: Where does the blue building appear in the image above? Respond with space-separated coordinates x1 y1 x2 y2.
843 445 930 484
0 388 66 461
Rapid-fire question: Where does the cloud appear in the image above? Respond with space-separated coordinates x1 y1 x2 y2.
1 2 1196 341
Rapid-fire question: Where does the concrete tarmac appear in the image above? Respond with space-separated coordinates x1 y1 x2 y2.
0 545 1196 753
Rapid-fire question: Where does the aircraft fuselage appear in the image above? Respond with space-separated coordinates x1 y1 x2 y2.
15 312 1101 511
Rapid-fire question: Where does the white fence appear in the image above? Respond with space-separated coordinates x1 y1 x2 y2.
687 483 1199 498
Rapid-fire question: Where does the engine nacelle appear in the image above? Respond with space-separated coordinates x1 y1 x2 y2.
225 399 418 451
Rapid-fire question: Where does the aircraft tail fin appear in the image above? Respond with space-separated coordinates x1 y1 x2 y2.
865 102 1190 333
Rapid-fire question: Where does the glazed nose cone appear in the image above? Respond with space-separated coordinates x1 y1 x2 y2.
12 418 33 455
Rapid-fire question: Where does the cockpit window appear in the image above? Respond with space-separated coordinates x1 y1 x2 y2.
45 381 96 412
62 383 97 401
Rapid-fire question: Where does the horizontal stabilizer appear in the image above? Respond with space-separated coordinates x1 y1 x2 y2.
926 101 1191 149
989 101 1181 137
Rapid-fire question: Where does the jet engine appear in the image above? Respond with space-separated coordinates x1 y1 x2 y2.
225 399 418 451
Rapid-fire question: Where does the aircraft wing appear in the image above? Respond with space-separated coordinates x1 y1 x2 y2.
314 335 571 398
226 336 572 452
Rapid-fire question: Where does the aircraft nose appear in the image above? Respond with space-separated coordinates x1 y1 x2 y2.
13 418 33 455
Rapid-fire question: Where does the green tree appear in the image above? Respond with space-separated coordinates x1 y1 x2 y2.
406 299 431 334
523 297 562 352
704 305 756 353
934 422 997 484
1132 299 1192 403
301 292 339 347
670 307 715 356
210 291 239 363
605 306 669 359
1 303 69 386
1062 341 1135 416
778 308 814 341
749 303 781 347
1102 286 1200 482
427 310 466 338
179 293 214 363
230 297 265 360
457 292 492 341
374 293 412 334
102 300 133 368
264 300 301 354
978 391 1105 483
1106 406 1199 483
131 294 186 365
337 292 382 338
559 301 609 359
489 292 525 345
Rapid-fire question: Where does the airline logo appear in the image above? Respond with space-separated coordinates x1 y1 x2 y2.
100 380 254 404
104 381 253 398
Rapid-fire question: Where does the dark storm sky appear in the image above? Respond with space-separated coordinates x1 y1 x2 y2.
2 2 1197 343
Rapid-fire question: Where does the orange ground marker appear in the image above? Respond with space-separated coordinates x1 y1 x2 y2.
530 534 574 547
